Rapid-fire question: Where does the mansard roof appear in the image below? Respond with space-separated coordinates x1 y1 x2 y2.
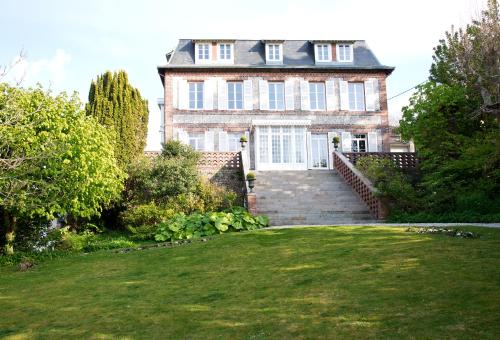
158 39 394 73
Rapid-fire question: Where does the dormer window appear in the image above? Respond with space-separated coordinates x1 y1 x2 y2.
315 44 332 62
218 43 233 63
266 43 283 63
195 43 211 63
337 44 353 62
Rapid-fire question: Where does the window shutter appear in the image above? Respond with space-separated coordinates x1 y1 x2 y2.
300 80 310 110
341 131 352 152
306 131 313 169
326 80 338 111
218 131 229 151
364 79 374 111
172 77 180 108
327 131 338 169
178 79 189 110
176 129 189 145
285 79 295 110
204 78 214 110
204 131 215 151
259 80 269 110
339 80 349 111
368 132 378 152
373 79 380 111
243 79 253 110
217 79 227 110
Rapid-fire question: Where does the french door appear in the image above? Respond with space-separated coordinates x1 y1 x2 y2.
310 134 329 169
255 126 307 170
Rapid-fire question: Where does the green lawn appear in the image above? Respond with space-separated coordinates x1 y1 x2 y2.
1 226 499 339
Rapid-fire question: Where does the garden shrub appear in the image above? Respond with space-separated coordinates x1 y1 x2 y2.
356 156 420 212
154 207 269 242
119 202 174 240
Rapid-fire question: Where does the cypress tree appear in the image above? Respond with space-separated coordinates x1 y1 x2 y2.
85 70 149 169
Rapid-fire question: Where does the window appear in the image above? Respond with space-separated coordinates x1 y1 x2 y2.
228 133 241 151
315 44 331 62
268 82 285 110
266 44 282 62
352 134 367 152
218 44 232 61
197 44 210 61
257 126 306 169
227 82 243 109
309 82 326 110
189 133 205 151
337 44 353 62
189 82 204 109
348 82 365 111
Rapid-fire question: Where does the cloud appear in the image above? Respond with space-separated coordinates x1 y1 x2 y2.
5 49 71 89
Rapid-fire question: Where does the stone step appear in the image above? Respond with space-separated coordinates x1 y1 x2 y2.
253 170 373 226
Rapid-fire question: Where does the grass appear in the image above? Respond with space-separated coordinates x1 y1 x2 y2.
0 226 499 339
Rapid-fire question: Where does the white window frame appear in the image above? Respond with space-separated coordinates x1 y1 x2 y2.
348 82 365 111
217 43 233 63
266 44 283 63
255 126 307 170
195 43 211 64
189 82 204 110
227 81 243 110
315 44 332 62
227 133 241 152
352 133 367 153
337 44 353 62
189 132 205 151
268 82 285 110
309 82 326 110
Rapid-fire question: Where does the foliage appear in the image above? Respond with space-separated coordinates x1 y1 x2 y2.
332 136 340 145
356 156 419 212
154 207 268 242
430 0 500 108
246 172 256 180
119 202 174 240
0 83 125 254
85 70 149 169
239 135 247 143
125 140 201 205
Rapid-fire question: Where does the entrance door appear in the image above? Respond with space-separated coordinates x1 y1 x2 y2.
311 134 328 169
255 126 307 170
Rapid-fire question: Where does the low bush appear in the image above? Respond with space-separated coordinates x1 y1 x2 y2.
119 202 174 240
154 207 269 242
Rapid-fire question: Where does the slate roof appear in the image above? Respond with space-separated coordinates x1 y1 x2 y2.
158 39 394 73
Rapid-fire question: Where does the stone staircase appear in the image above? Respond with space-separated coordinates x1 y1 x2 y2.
254 170 375 226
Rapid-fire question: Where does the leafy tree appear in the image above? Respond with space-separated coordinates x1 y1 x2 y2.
85 70 149 169
0 84 125 254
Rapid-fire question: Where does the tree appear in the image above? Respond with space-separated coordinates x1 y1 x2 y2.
85 70 149 169
0 84 125 254
399 1 500 217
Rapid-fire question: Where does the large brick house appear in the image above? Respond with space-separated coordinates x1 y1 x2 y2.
157 39 394 171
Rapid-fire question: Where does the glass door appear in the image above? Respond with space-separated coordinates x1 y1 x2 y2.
256 126 307 170
311 134 328 169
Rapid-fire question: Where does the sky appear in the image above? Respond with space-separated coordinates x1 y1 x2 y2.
0 0 488 150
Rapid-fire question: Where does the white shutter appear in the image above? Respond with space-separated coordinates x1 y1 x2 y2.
177 129 189 145
364 79 375 111
204 131 215 151
341 131 352 152
204 78 214 110
172 77 180 109
325 80 338 111
217 79 227 110
373 79 381 111
259 80 269 110
327 131 338 169
368 132 378 152
306 131 313 169
178 79 189 110
218 131 229 151
300 80 310 111
285 79 295 110
339 80 349 111
243 79 253 110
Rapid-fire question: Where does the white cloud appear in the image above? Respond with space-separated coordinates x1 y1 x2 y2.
5 49 71 89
